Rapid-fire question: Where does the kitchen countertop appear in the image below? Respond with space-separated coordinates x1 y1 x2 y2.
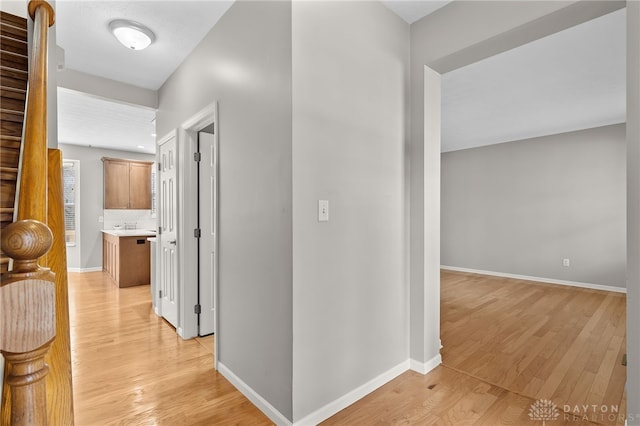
102 229 157 237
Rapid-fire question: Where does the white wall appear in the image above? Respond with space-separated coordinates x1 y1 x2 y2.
291 1 409 421
156 1 293 420
408 0 622 375
442 124 626 288
0 0 27 17
58 144 155 270
627 2 640 422
151 1 638 423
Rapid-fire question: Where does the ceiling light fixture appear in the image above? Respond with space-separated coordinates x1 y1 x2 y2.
109 19 155 51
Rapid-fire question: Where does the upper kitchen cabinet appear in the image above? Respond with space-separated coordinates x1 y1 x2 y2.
103 157 153 209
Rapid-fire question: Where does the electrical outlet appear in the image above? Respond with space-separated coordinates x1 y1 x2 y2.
318 200 329 222
98 215 104 223
563 258 570 267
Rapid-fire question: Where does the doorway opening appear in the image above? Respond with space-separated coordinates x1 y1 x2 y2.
431 6 627 420
179 102 219 368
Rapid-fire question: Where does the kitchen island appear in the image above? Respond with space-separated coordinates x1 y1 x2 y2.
102 229 156 287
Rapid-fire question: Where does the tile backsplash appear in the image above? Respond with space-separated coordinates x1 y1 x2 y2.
103 210 157 231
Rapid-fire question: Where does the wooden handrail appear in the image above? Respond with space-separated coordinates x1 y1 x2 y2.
17 0 54 224
1 1 60 425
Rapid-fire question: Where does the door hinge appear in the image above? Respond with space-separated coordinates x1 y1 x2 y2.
157 162 162 171
194 152 202 162
194 228 201 238
158 227 162 235
159 290 163 298
194 304 201 314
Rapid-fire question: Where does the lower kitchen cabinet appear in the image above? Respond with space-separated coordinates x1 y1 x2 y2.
102 232 151 287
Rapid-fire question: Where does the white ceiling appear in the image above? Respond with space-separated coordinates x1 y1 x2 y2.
51 0 451 155
55 0 233 90
57 88 156 154
441 7 626 152
3 1 625 155
380 0 451 24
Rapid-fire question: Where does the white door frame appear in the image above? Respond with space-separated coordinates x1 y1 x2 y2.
179 102 219 366
422 65 441 369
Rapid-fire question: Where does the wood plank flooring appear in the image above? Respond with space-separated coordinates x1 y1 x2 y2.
324 271 626 425
69 270 626 425
440 270 626 426
323 366 600 425
68 271 271 425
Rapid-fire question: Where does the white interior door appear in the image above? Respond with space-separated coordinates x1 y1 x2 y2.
198 130 216 336
159 134 179 328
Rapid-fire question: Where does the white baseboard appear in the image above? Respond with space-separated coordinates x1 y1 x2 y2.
441 265 626 294
67 267 103 273
177 327 195 340
294 360 410 426
409 353 442 375
218 362 292 426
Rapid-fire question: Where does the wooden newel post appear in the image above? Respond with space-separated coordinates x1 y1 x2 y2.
0 0 58 424
1 220 55 425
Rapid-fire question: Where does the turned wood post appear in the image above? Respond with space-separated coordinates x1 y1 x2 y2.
1 220 55 425
1 1 57 424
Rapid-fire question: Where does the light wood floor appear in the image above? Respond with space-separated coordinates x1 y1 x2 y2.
440 270 626 425
69 270 626 425
324 271 626 425
68 271 271 425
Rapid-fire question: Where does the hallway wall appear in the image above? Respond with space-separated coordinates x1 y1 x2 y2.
156 0 294 420
291 0 410 421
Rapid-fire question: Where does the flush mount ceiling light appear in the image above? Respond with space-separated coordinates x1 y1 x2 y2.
109 19 155 51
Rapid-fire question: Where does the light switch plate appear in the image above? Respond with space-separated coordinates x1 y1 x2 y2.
318 200 329 222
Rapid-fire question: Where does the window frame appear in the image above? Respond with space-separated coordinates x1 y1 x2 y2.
62 159 80 247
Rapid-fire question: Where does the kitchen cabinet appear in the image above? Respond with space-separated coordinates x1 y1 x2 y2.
102 230 154 287
103 157 153 209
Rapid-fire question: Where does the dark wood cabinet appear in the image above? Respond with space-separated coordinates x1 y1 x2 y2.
103 158 153 209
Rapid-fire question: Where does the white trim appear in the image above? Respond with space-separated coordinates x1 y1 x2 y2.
181 102 218 131
177 327 188 340
294 360 410 426
179 102 219 368
441 265 627 294
67 267 103 273
62 159 81 249
421 66 442 367
409 354 442 375
218 362 292 426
